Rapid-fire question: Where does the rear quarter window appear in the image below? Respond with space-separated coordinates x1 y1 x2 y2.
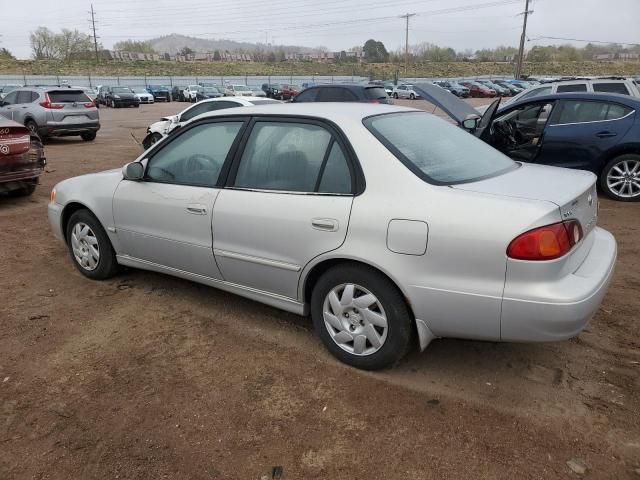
556 84 588 93
48 90 91 103
364 87 388 99
593 83 630 95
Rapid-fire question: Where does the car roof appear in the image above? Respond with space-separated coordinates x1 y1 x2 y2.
306 84 380 89
505 91 640 109
191 102 417 123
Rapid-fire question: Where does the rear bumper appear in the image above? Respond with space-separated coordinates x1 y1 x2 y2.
40 121 100 137
0 168 43 183
500 227 617 342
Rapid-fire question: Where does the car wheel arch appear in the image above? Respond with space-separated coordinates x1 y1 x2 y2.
598 144 640 176
61 202 99 243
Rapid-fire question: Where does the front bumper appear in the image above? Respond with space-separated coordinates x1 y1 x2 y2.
114 99 140 107
48 201 64 241
500 227 617 342
151 93 170 101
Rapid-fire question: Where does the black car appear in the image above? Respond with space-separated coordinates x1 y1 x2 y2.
414 83 640 201
195 86 224 101
171 85 188 102
103 86 140 108
291 84 392 104
261 83 282 98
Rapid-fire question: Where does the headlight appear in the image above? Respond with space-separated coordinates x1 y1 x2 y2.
50 188 57 203
113 95 120 99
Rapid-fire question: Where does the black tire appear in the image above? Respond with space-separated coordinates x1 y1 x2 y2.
142 132 163 150
134 104 140 108
65 209 120 280
409 93 415 100
600 154 640 202
81 131 96 141
24 120 38 136
311 264 414 370
8 180 37 197
393 92 398 99
110 99 117 108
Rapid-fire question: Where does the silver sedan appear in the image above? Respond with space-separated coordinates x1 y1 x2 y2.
48 103 617 370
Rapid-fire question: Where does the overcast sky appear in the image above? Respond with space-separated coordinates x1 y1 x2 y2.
1 0 638 59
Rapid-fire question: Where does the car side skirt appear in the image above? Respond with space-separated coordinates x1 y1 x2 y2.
116 254 308 315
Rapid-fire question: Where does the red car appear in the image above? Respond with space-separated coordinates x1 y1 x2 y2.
0 117 46 197
460 81 496 98
278 84 301 100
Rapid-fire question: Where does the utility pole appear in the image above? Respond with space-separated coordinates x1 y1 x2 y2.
515 0 532 79
400 13 416 75
89 4 99 63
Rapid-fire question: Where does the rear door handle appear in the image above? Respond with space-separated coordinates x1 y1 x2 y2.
595 131 617 138
311 218 338 232
186 204 207 215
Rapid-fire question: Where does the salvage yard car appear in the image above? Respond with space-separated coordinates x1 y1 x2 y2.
413 83 640 201
141 96 281 149
146 85 171 102
0 117 46 196
0 86 99 141
48 103 616 370
131 88 155 104
103 86 140 108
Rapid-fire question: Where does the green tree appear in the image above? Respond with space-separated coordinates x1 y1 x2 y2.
113 40 156 53
363 39 388 63
0 48 15 59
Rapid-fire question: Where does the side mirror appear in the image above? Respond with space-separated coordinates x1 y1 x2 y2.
462 117 479 130
122 161 144 181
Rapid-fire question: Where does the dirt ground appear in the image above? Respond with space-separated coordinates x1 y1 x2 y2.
1 98 639 480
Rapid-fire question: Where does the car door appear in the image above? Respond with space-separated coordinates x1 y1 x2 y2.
536 99 635 171
113 118 247 278
212 118 356 299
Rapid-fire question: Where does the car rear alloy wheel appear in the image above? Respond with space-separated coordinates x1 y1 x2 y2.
311 265 413 370
66 210 119 279
602 154 640 201
323 283 388 356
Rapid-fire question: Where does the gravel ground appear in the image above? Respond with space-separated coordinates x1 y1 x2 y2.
1 99 639 479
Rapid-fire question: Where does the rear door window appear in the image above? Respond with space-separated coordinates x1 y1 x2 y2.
48 90 91 103
556 83 587 93
364 87 388 100
593 83 630 95
16 91 33 104
552 100 633 125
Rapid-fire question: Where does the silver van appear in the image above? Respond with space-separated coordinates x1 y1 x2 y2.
0 87 100 141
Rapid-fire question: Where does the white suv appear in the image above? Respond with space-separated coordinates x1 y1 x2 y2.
508 79 639 105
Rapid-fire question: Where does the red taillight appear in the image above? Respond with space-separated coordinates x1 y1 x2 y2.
39 94 64 109
507 220 583 261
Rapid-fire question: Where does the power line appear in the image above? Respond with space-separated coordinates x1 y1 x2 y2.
529 35 640 46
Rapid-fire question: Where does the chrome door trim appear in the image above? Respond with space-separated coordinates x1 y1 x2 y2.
116 254 307 314
547 109 634 127
213 248 302 272
225 186 352 197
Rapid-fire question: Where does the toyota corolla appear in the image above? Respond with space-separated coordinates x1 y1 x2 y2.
48 104 617 370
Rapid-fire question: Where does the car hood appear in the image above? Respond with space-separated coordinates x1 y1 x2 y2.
114 93 136 99
412 83 481 123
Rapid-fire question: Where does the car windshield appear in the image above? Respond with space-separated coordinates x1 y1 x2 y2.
364 112 516 184
234 85 249 91
3 85 19 93
131 88 146 93
203 87 220 93
112 87 131 93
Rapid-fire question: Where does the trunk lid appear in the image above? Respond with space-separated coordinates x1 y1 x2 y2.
453 163 599 236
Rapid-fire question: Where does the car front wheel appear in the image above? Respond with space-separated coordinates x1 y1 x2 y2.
81 131 96 141
600 154 640 201
393 92 398 99
311 264 413 370
66 209 120 280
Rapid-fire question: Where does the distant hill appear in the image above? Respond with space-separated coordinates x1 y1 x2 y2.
147 33 317 55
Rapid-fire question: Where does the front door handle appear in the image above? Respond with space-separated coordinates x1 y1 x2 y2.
595 131 617 138
311 218 338 232
186 204 207 215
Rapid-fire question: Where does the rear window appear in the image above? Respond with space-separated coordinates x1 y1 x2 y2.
593 83 630 95
48 90 90 103
364 112 516 185
553 100 633 125
364 87 388 99
556 84 587 93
